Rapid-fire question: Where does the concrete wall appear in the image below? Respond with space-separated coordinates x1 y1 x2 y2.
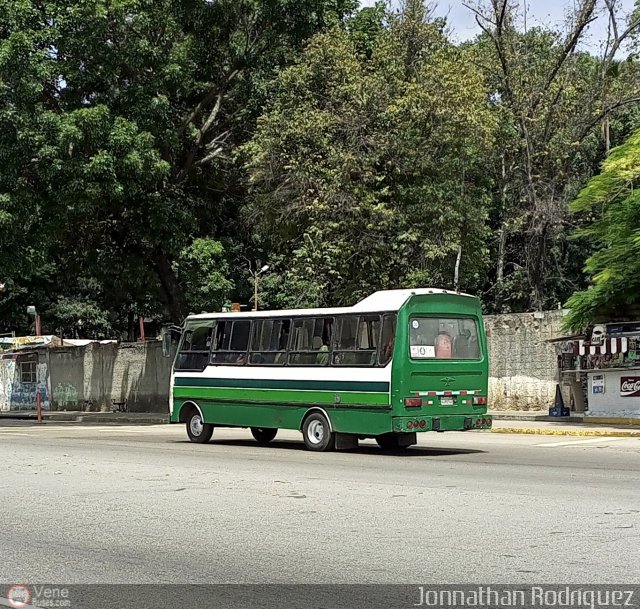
48 341 173 413
484 310 565 411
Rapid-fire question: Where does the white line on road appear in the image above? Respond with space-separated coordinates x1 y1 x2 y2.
536 437 624 448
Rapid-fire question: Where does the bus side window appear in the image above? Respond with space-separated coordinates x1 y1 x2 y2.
379 314 396 366
249 319 291 365
333 315 378 366
175 322 214 371
210 320 251 365
288 317 332 365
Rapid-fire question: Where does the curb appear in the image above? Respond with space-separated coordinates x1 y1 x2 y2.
0 413 168 425
491 427 640 438
490 414 585 423
62 416 169 425
490 413 640 426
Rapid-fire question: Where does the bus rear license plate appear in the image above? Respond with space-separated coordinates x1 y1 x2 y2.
440 397 454 406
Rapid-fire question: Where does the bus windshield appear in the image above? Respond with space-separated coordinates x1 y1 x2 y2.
409 317 480 360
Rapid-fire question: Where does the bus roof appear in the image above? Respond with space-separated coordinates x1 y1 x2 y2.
184 288 476 322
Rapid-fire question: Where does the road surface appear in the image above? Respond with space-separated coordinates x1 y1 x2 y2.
1 422 638 584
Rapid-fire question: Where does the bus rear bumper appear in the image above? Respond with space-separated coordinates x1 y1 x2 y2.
392 415 492 433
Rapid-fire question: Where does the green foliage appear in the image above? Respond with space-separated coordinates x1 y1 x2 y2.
0 0 352 334
470 2 640 313
48 297 113 338
564 129 640 331
244 5 496 307
1 0 640 335
176 238 234 314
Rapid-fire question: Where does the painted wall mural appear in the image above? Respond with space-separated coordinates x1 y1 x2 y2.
53 383 79 410
0 356 51 411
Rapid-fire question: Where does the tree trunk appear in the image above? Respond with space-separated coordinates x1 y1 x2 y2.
151 249 187 324
602 114 611 156
496 154 508 284
453 244 462 290
496 228 506 284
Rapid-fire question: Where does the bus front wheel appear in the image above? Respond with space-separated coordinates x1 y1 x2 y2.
302 412 335 452
186 410 214 444
251 427 278 444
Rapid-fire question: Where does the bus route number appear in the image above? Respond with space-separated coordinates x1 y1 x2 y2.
410 345 435 359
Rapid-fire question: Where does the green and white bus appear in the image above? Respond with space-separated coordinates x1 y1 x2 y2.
169 289 492 451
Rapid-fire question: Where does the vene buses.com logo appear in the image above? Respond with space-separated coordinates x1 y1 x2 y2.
6 584 31 608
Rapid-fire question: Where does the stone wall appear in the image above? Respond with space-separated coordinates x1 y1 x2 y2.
484 310 566 411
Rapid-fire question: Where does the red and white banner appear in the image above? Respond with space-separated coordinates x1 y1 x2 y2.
620 376 640 398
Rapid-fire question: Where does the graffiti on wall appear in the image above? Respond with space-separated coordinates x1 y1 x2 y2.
0 360 16 411
37 363 50 409
53 383 79 409
0 357 51 411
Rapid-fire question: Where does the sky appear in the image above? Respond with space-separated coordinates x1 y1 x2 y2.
360 0 637 52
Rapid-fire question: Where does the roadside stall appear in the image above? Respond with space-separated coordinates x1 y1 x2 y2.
554 321 640 419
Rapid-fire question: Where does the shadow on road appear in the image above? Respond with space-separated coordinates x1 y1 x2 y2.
172 438 485 457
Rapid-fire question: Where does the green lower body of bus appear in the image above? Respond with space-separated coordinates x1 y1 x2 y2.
170 399 492 433
170 395 492 451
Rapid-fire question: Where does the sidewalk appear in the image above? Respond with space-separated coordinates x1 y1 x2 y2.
0 411 168 424
489 409 640 436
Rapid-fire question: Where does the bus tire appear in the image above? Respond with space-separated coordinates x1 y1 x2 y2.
376 433 403 450
302 412 335 452
251 427 278 444
186 409 214 444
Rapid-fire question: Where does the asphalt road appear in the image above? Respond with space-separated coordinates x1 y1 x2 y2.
1 422 639 585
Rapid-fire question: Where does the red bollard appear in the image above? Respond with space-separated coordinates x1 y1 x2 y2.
36 391 43 424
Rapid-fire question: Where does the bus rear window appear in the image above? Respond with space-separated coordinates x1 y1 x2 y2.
409 317 480 360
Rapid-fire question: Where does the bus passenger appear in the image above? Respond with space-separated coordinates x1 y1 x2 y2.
435 333 452 359
381 337 394 365
317 343 329 366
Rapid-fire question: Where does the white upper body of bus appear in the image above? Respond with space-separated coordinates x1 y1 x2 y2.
182 288 475 323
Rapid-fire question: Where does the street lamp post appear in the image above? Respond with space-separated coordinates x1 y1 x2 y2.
253 265 270 311
27 305 41 336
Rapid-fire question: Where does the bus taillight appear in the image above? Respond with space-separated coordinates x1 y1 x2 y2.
473 396 487 405
404 397 422 408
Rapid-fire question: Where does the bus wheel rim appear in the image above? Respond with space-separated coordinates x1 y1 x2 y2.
190 414 203 437
307 420 324 444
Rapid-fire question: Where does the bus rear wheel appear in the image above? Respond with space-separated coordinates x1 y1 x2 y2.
302 412 335 452
186 410 214 444
251 427 278 444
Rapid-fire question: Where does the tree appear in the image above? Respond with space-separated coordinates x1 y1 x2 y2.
563 129 640 331
243 0 496 308
466 0 640 313
0 0 355 333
